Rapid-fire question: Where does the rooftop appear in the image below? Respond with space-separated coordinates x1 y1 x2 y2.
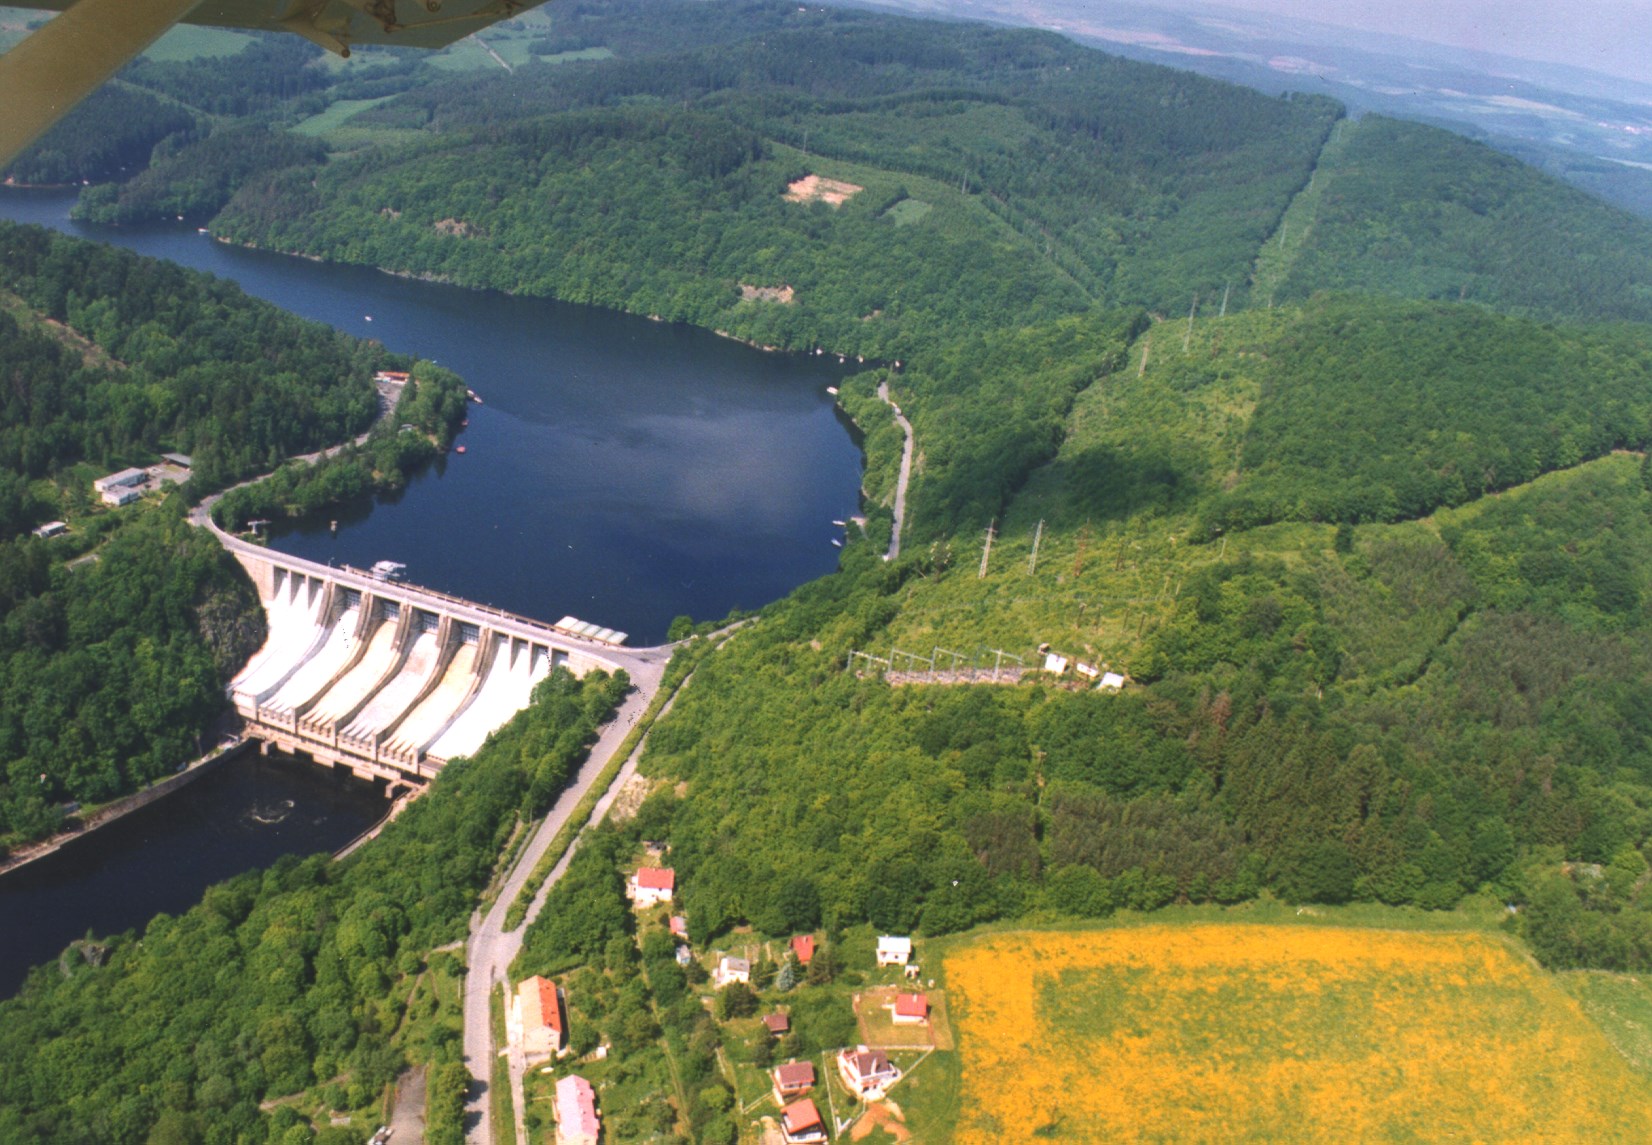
635 867 675 891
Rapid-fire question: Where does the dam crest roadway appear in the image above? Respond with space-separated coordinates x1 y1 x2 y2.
195 503 671 787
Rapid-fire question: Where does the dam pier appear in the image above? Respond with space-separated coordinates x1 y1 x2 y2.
206 515 668 788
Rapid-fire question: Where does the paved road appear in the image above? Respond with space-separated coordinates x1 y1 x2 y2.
877 380 914 561
461 665 665 1145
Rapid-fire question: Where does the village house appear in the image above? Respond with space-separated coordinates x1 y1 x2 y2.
555 1074 600 1145
628 866 675 907
669 915 689 939
780 1097 828 1145
790 934 815 965
763 1011 790 1036
876 935 912 967
714 955 751 987
891 992 929 1025
837 1046 900 1099
772 1060 816 1102
1098 671 1126 692
31 521 66 539
516 975 566 1057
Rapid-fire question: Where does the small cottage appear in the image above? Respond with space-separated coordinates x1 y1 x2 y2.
892 992 929 1025
629 866 675 907
876 935 912 967
772 1060 816 1101
714 955 751 987
554 1075 600 1145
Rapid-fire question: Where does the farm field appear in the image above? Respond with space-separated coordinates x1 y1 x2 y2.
945 924 1652 1142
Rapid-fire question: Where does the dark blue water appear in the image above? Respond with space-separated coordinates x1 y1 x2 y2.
0 188 864 644
0 749 384 999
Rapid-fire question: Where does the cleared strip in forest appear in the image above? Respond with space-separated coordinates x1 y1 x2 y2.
1251 116 1358 307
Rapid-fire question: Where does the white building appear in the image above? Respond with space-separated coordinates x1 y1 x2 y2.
876 935 912 967
93 468 147 494
715 955 751 987
101 486 143 507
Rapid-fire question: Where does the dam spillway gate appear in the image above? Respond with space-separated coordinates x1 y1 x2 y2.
225 546 643 786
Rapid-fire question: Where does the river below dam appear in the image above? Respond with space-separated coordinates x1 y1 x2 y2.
0 187 863 998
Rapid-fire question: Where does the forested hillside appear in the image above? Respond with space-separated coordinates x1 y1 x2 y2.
0 222 450 846
1271 116 1652 324
207 4 1338 352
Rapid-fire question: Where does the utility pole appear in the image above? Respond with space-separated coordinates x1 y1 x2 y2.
1028 519 1044 575
979 519 995 579
1219 281 1231 318
1184 294 1198 352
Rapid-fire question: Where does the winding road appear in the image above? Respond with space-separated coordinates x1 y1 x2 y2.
877 380 914 562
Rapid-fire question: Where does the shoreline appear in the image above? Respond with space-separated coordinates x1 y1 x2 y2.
0 737 252 880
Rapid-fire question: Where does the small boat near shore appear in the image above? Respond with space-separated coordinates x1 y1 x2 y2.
467 388 483 404
456 445 467 454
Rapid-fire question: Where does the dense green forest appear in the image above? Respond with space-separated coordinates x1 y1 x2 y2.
0 509 262 840
1272 116 1652 325
196 3 1339 354
0 221 384 493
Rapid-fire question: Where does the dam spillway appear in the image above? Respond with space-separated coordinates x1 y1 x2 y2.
221 537 658 786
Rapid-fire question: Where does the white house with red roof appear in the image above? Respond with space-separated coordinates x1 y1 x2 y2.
516 975 566 1056
555 1074 600 1145
629 866 675 907
780 1097 827 1144
891 992 929 1025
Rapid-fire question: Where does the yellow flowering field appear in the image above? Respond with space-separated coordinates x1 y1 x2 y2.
946 925 1652 1142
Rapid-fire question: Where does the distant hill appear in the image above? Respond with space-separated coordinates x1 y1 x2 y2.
211 3 1339 354
1270 116 1652 325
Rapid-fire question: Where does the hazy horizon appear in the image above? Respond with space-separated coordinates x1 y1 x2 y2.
1155 0 1652 87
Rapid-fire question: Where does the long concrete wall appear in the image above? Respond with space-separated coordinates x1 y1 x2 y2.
224 541 654 785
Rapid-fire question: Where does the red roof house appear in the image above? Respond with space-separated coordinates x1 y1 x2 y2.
892 992 929 1024
790 934 816 965
516 975 566 1056
780 1097 827 1144
629 866 675 906
555 1074 601 1145
772 1060 816 1100
763 1011 790 1035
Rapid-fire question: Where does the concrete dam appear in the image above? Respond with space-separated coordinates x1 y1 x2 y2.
217 533 666 786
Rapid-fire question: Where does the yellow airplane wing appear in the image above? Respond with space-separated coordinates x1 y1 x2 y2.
0 0 548 170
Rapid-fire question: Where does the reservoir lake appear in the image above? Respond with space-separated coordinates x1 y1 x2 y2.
0 188 863 997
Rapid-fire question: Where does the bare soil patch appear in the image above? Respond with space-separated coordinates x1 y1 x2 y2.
784 174 863 206
739 284 795 304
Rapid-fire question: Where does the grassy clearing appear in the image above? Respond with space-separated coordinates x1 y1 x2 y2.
293 97 396 138
945 923 1652 1142
141 24 255 61
883 199 932 226
1559 969 1652 1078
542 47 615 65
